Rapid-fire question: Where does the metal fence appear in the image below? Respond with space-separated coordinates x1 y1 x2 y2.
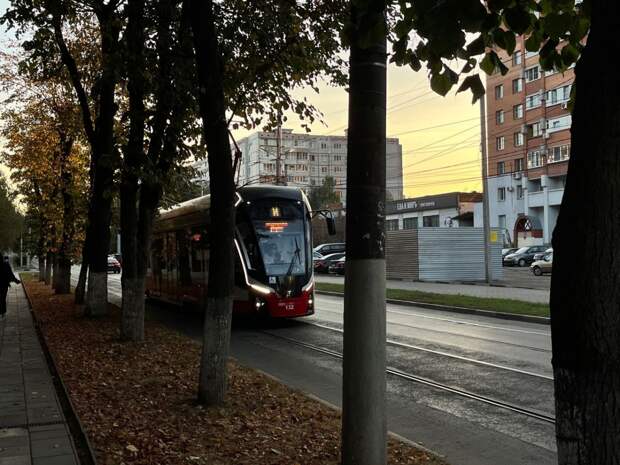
386 228 503 282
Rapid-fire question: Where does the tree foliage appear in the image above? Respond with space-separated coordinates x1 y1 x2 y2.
0 175 23 253
308 176 341 209
390 0 589 102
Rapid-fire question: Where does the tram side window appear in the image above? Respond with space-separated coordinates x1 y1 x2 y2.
190 227 208 276
151 236 164 283
177 230 192 286
166 232 177 276
237 222 261 270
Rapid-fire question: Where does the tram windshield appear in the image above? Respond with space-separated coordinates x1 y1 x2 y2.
247 199 309 278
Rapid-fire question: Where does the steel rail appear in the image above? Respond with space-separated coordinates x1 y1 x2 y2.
261 329 556 425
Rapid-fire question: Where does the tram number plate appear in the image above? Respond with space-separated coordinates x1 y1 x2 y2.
284 303 295 311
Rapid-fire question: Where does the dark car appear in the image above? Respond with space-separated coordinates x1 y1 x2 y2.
502 247 518 258
503 245 548 267
107 255 121 274
314 252 345 274
313 243 345 257
329 256 346 275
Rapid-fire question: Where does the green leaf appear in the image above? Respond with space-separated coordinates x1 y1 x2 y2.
466 35 486 56
479 52 495 75
487 0 513 13
561 43 580 66
542 12 573 38
430 70 454 96
457 74 485 104
504 7 533 34
525 29 542 52
461 58 477 74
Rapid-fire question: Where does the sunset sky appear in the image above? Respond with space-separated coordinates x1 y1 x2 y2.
0 1 483 199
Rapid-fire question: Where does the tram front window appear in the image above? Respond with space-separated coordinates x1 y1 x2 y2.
254 220 306 277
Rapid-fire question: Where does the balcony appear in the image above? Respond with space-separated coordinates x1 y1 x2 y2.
528 190 544 208
549 188 564 206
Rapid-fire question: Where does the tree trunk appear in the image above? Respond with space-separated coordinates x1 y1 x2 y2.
44 252 53 285
341 3 387 465
52 256 60 290
551 4 620 464
85 11 121 317
56 257 71 294
75 240 89 304
38 256 45 281
189 0 236 406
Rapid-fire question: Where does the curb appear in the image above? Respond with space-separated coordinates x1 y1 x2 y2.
21 278 99 465
316 290 550 325
251 367 445 461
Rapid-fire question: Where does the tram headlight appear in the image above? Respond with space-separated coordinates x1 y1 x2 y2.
307 294 314 310
255 298 265 310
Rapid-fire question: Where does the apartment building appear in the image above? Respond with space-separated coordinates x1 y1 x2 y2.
192 129 404 203
486 40 573 246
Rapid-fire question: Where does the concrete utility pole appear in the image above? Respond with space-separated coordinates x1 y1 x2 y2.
480 95 492 283
276 121 282 185
341 2 387 464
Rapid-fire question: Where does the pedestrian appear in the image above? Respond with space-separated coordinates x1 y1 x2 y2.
1 256 21 318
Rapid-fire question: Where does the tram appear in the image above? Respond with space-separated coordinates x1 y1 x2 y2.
146 185 332 318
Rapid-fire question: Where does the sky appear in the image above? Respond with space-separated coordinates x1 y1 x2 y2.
0 0 482 199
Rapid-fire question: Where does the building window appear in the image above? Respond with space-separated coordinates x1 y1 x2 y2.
321 167 328 173
513 104 524 119
386 219 399 231
527 150 543 168
549 145 570 163
515 158 524 172
310 155 315 161
497 161 506 174
526 93 542 109
512 78 523 93
524 66 540 82
334 155 342 161
495 110 505 125
546 115 572 134
514 132 524 147
321 143 327 149
496 136 505 150
498 215 506 229
526 121 543 138
495 84 504 99
403 217 418 230
423 215 440 227
517 185 524 199
497 187 506 202
334 143 342 149
512 51 522 66
546 85 571 106
525 50 538 58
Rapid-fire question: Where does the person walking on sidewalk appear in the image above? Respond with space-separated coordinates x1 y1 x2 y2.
1 256 21 318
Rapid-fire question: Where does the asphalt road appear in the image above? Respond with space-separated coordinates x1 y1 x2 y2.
74 269 557 465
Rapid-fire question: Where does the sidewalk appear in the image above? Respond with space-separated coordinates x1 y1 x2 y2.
0 284 80 465
315 274 550 304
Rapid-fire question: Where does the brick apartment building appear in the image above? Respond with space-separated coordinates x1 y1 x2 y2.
485 39 573 246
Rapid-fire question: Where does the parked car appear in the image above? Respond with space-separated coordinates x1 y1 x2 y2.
313 242 345 256
313 251 323 260
107 255 121 274
502 248 518 259
531 253 553 276
329 256 346 275
533 247 553 262
314 252 345 274
503 245 548 267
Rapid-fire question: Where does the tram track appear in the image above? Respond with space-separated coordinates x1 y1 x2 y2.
312 307 552 354
300 319 553 380
260 328 556 425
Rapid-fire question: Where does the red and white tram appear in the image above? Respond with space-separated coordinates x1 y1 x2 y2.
146 185 324 318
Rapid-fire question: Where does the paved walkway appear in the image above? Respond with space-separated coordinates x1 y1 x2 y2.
315 274 550 304
0 283 79 465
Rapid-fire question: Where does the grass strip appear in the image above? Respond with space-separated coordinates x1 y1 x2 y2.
315 282 549 318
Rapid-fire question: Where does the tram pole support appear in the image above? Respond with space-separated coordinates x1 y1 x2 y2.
341 2 387 465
